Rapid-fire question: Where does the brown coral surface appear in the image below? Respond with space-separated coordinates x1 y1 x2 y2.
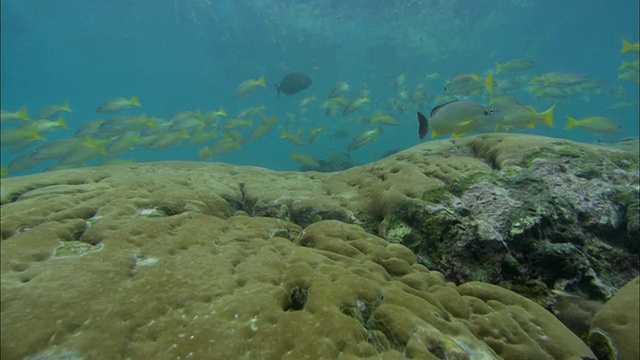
2 133 637 359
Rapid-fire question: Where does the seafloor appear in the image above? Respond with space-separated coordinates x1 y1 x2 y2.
1 133 638 359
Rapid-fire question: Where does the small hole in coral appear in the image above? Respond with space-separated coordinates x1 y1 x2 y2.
284 286 308 311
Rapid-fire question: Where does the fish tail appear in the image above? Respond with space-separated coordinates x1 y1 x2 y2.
16 107 30 121
218 107 227 116
55 117 69 129
621 38 632 53
540 104 555 128
496 63 504 74
257 75 266 87
61 101 73 113
81 135 96 149
95 143 107 156
274 84 281 98
564 116 578 130
417 112 429 139
27 128 46 141
291 152 299 160
145 118 156 129
130 96 141 107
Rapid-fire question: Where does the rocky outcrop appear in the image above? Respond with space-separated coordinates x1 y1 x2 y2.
1 133 637 359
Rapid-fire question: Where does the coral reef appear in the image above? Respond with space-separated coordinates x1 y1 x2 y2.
1 133 637 359
588 276 639 360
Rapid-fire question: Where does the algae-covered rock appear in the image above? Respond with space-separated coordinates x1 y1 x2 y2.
1 213 595 359
588 276 639 360
1 133 636 358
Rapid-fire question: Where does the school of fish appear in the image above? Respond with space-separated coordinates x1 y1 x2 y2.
1 38 638 177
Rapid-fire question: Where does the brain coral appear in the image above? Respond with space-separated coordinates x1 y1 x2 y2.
2 133 636 359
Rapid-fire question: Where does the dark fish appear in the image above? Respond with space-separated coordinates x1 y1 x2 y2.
417 112 429 139
275 72 312 97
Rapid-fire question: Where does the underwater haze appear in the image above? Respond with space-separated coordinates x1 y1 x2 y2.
1 0 639 176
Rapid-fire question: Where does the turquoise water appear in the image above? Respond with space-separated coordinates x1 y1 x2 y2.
1 0 638 176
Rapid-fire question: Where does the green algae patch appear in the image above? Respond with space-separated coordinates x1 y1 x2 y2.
420 186 451 203
54 241 103 258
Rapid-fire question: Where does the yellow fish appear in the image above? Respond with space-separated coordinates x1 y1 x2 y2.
1 107 30 123
298 95 317 108
248 115 278 141
618 70 639 83
291 152 319 168
307 126 325 144
348 128 379 151
234 75 266 98
496 59 535 73
564 116 622 134
36 101 72 119
618 60 639 71
96 96 141 113
370 114 399 126
280 129 306 146
343 95 370 116
22 118 68 133
327 81 350 99
621 38 640 54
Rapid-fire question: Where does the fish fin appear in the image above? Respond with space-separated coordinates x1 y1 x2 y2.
82 136 96 149
95 143 107 156
218 107 227 116
417 112 429 139
484 73 494 94
430 100 458 117
540 104 555 127
621 38 634 53
452 131 467 138
27 128 46 141
17 107 30 121
564 116 578 130
61 101 73 113
525 122 536 128
130 96 141 107
0 167 7 178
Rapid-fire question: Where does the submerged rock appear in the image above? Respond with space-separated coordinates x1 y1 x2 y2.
588 276 639 360
1 133 637 358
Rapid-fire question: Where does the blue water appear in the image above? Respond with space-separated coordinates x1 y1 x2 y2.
2 0 639 176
